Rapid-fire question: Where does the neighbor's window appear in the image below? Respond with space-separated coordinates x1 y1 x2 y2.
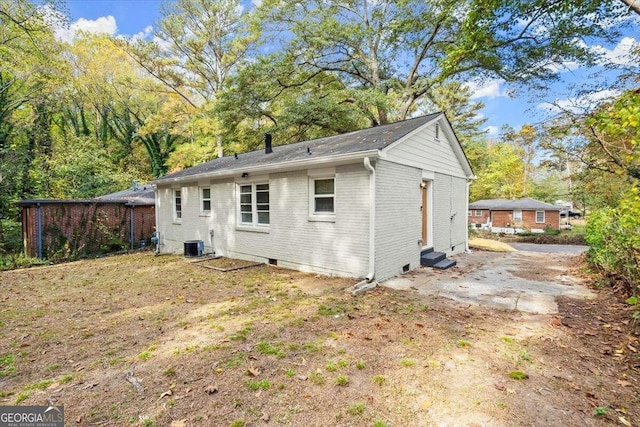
468 211 472 216
201 187 211 214
312 178 335 214
474 210 482 216
536 210 545 223
435 122 440 139
513 210 522 221
174 189 182 221
238 183 269 226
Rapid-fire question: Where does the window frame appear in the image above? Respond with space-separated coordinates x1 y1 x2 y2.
474 210 482 217
435 122 440 140
237 182 270 228
309 176 336 221
200 186 211 215
536 210 545 224
513 210 522 221
173 189 182 222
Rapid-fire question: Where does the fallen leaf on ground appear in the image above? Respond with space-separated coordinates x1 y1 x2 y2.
204 385 218 395
247 366 261 377
170 420 187 427
618 416 631 426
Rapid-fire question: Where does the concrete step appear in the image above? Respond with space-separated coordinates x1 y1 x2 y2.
433 258 457 270
421 251 446 267
420 247 434 256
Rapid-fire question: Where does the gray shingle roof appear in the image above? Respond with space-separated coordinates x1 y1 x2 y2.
154 114 441 183
469 198 560 211
97 184 155 205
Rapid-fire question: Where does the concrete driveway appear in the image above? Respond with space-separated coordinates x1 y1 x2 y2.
384 246 594 314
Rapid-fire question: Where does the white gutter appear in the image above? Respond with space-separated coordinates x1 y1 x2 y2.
153 149 381 185
363 157 376 281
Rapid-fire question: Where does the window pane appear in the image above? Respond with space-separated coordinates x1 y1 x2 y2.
240 185 252 193
315 197 334 213
257 212 269 224
203 200 211 211
256 191 269 204
314 179 334 195
241 212 252 223
256 184 269 191
536 211 544 222
240 203 252 213
240 193 252 204
202 188 210 199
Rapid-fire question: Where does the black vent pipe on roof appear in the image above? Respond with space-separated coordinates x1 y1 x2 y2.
265 133 273 154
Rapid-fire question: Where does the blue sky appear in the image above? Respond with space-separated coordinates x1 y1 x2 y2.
61 1 639 138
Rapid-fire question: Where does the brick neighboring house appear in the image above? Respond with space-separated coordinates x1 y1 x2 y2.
468 198 561 234
20 184 155 260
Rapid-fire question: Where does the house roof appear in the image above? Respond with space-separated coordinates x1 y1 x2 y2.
20 184 155 207
154 113 473 183
97 184 155 205
469 198 561 211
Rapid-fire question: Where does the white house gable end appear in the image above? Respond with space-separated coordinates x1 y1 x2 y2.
383 119 468 179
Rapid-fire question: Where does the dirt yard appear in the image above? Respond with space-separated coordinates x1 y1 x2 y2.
0 252 638 426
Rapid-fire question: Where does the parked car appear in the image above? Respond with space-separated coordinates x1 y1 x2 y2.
560 210 582 219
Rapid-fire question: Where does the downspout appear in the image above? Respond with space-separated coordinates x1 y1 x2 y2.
129 204 135 250
363 157 376 281
465 180 471 252
37 203 43 259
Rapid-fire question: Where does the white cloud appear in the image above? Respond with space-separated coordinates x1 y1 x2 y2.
538 89 622 114
465 79 507 100
53 15 118 42
591 37 640 66
131 25 154 42
484 125 499 136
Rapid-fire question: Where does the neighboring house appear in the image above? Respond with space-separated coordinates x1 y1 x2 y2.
153 113 475 281
20 183 155 259
468 198 561 233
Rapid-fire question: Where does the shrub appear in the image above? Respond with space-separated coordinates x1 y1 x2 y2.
586 187 640 294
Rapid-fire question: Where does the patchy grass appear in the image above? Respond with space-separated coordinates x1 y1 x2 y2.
0 252 637 426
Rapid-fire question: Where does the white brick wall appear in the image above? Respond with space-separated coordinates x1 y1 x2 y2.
374 160 422 281
156 163 370 278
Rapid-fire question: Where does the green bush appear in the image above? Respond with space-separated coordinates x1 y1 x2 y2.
585 187 640 294
0 219 22 253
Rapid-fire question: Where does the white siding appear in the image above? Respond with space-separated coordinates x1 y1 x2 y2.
156 163 370 278
384 121 466 178
432 173 468 255
374 160 422 281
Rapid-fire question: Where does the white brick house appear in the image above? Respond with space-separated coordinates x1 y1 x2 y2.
153 113 475 281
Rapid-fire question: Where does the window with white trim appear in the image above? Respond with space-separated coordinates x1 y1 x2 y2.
474 210 482 216
435 123 440 139
312 178 335 214
513 210 522 221
200 187 211 214
174 189 182 221
536 210 545 223
238 183 269 226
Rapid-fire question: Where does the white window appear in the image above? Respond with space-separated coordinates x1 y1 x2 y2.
238 183 269 226
200 187 211 214
536 210 545 223
474 210 482 216
513 210 522 221
312 178 335 214
174 189 182 221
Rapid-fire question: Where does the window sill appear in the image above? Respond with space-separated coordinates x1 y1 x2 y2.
236 225 270 233
199 213 211 217
172 220 182 225
308 214 336 223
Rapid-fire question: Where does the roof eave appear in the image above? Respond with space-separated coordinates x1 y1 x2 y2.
153 149 382 185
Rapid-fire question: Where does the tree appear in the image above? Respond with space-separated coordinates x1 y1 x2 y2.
124 0 259 158
255 0 628 127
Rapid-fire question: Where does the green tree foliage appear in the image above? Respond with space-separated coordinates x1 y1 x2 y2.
586 186 640 294
252 0 626 127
